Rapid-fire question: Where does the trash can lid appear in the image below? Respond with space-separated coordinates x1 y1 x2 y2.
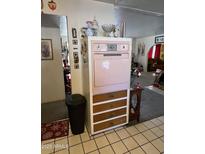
66 94 86 106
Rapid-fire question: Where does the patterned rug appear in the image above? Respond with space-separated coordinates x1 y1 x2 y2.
41 119 69 141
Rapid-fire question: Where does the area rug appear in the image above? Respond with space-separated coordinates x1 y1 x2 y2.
129 88 164 125
140 88 164 122
41 119 69 141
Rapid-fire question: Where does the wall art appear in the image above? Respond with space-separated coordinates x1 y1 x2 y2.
41 39 53 60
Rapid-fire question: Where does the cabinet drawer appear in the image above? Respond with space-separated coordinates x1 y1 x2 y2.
93 99 127 113
94 108 126 122
93 90 127 103
94 116 126 132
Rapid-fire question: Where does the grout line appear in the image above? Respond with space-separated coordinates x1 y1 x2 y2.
103 130 117 154
45 116 163 154
79 132 86 154
114 128 129 153
149 138 164 153
139 132 161 153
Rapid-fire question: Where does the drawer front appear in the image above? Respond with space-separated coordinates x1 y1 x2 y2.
93 90 127 103
94 116 126 132
94 108 126 123
93 99 127 113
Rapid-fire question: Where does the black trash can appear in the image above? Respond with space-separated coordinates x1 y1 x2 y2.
66 94 86 135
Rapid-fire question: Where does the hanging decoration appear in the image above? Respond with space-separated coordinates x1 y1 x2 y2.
48 0 57 11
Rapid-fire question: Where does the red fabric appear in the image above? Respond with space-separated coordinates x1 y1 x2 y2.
155 44 161 59
148 46 153 59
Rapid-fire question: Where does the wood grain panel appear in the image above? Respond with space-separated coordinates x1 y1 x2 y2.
93 90 127 103
94 108 126 122
94 116 126 132
93 99 127 113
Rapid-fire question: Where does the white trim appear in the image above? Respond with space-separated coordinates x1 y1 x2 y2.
93 106 127 115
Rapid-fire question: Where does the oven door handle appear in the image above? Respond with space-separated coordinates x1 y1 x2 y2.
103 54 122 56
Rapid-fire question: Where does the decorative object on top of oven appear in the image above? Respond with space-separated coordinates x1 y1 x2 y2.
102 24 115 37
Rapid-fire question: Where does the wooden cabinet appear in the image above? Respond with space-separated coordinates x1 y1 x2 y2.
91 90 128 134
94 108 126 122
93 90 127 103
94 116 126 132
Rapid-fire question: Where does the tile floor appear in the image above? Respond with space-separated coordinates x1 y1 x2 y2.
42 116 164 154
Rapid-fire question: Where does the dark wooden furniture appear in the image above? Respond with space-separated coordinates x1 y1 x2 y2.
129 86 143 122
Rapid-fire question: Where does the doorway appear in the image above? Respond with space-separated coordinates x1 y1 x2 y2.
41 13 71 123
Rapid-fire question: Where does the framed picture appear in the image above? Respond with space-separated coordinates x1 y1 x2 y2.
72 28 77 38
41 39 53 60
155 35 164 44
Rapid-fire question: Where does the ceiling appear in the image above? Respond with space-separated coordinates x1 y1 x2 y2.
94 0 164 15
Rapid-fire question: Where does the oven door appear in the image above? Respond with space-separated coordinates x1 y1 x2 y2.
93 53 130 87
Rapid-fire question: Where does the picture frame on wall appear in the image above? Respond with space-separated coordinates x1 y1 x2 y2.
41 39 53 60
155 35 164 44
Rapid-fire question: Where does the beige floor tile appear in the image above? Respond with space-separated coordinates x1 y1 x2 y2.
130 147 145 154
93 132 105 138
104 129 115 134
41 139 54 145
132 133 149 146
55 149 69 154
69 144 84 154
68 129 73 137
83 140 97 153
142 121 156 129
55 136 68 141
89 150 100 154
114 126 124 131
55 137 69 152
80 131 90 142
126 126 140 136
88 150 100 154
111 141 128 154
151 138 164 153
142 130 158 141
106 132 120 144
122 137 139 150
158 124 164 130
41 142 55 154
141 142 160 154
151 118 163 126
134 123 149 132
157 116 164 123
94 136 109 148
68 135 81 146
99 145 115 154
160 136 164 141
150 127 163 137
116 128 130 139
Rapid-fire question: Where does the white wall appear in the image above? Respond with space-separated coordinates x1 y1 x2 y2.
42 0 115 94
133 34 163 72
115 7 164 38
41 27 65 103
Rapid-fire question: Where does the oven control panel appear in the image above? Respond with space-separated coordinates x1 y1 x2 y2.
92 43 129 52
